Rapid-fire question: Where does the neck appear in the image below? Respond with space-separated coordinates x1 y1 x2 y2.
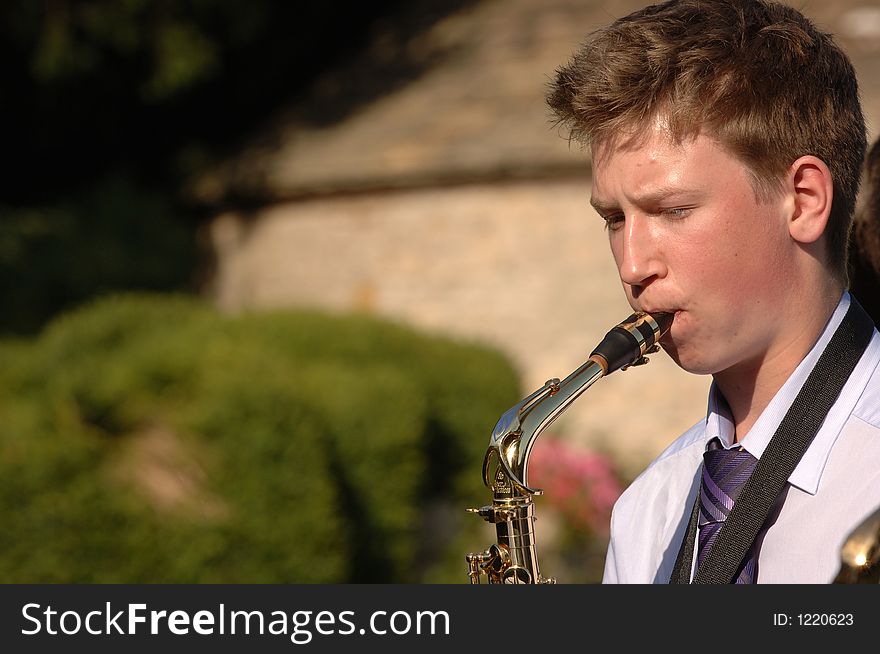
713 284 843 442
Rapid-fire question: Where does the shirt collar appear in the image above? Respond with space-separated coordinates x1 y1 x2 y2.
703 291 853 494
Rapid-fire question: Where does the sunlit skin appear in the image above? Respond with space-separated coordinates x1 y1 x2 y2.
590 123 843 441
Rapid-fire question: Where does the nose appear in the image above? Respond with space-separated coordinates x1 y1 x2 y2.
613 214 666 293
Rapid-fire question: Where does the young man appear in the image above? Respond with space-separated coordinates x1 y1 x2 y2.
547 0 880 583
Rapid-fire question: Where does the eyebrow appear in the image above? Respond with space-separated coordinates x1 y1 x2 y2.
589 197 617 215
590 186 702 214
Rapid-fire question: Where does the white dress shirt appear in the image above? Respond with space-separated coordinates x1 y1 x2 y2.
603 292 880 583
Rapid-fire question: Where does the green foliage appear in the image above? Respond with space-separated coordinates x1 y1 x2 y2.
0 293 520 583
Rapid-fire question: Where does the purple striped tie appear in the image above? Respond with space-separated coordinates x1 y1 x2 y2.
697 438 760 584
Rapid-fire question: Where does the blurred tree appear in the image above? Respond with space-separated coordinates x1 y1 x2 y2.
1 0 471 334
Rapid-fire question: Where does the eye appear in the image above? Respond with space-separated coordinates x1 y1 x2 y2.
661 207 693 219
602 213 625 231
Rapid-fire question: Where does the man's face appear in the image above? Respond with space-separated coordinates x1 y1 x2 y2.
591 126 797 377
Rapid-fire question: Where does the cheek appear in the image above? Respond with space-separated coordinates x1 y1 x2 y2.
683 213 784 306
682 241 753 302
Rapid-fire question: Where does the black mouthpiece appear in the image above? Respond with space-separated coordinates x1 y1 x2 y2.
652 312 674 336
590 311 672 374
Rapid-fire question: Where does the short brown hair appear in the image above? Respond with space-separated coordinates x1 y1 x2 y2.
547 0 866 279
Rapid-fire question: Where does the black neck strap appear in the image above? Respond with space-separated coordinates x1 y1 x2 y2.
670 297 875 584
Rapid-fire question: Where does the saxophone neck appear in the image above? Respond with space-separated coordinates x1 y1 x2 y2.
483 311 673 494
467 310 673 584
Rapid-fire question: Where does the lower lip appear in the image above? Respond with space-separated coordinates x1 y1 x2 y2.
646 309 679 322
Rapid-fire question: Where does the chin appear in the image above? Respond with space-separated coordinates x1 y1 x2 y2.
661 342 716 376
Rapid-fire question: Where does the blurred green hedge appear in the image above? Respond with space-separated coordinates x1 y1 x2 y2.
0 293 520 583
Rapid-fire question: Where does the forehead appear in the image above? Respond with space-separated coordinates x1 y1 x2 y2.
590 127 748 201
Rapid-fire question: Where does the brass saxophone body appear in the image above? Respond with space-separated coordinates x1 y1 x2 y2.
466 311 673 584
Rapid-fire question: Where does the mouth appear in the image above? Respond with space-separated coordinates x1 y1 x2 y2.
639 308 680 340
640 307 679 320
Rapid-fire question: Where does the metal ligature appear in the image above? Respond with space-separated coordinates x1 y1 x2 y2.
466 311 673 584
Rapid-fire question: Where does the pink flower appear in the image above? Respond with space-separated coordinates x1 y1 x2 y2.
527 436 623 536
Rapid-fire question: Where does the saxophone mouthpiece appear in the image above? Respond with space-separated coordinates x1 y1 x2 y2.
652 311 674 338
590 311 673 375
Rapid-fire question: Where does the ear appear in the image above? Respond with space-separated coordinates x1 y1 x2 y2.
787 155 833 244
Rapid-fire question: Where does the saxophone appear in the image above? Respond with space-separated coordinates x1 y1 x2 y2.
466 311 673 584
834 505 880 583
